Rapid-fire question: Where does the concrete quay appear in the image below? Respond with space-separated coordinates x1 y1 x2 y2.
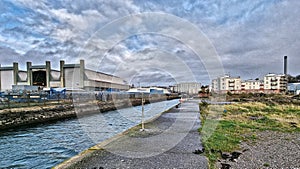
54 99 208 169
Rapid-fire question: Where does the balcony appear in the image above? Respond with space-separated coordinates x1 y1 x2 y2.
270 79 277 82
228 80 235 83
280 78 287 82
271 83 278 86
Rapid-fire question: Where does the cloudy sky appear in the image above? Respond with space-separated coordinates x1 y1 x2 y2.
0 0 299 86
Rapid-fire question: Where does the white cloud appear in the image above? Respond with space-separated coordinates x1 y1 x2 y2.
1 0 300 85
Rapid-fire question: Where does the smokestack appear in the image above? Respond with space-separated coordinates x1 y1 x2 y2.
284 56 287 75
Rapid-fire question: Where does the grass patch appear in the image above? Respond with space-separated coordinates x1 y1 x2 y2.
199 102 300 168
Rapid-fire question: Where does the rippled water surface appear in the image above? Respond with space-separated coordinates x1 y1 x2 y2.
0 99 179 169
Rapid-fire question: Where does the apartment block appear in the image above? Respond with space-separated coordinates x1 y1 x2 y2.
263 73 287 94
173 82 201 95
241 79 264 93
211 73 287 94
211 75 241 94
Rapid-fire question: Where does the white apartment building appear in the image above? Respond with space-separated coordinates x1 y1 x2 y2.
263 73 287 93
174 82 201 95
211 73 287 94
211 75 241 93
241 79 264 93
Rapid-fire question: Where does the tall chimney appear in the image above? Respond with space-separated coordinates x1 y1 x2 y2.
284 56 287 75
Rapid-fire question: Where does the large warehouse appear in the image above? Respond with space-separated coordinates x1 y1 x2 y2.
0 60 129 91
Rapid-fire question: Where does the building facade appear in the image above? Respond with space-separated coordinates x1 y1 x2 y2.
173 82 201 95
241 79 264 93
211 73 287 94
211 75 241 94
0 60 129 91
263 73 287 94
288 83 300 95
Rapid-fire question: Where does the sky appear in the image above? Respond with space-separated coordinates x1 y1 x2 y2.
0 0 299 86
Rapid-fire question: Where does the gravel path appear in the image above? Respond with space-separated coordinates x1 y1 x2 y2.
62 100 208 169
218 131 300 169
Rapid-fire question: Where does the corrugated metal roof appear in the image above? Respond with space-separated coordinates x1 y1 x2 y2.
84 69 126 85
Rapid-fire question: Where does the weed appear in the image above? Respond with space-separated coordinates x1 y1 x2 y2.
199 102 300 168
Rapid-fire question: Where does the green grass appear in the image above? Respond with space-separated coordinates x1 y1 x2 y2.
199 102 300 169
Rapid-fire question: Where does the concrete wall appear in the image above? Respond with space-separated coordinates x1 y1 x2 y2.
1 60 129 91
64 67 82 89
0 70 14 91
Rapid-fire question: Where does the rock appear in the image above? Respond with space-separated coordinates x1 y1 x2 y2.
221 162 231 169
219 150 231 159
231 151 242 159
290 122 297 128
229 158 238 162
193 147 205 154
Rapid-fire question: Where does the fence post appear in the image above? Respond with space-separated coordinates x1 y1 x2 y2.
7 92 11 109
27 91 30 106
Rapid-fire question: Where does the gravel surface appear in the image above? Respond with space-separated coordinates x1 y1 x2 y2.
218 131 300 169
66 100 208 169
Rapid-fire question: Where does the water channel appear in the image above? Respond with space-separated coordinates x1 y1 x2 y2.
0 99 179 169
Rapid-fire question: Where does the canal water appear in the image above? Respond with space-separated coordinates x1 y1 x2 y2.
0 99 179 169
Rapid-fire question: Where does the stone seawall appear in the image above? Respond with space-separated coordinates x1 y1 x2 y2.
0 105 76 130
0 96 179 130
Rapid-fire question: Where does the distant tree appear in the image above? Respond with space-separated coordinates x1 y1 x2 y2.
287 75 299 83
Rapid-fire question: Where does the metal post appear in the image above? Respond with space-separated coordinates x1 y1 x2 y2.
141 92 145 131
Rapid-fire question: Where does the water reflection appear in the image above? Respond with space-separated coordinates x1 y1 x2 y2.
0 99 179 169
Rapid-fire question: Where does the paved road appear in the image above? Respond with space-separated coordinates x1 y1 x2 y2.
63 100 208 169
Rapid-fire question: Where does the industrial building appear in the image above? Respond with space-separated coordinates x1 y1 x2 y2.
288 83 300 95
127 87 171 94
0 60 129 92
